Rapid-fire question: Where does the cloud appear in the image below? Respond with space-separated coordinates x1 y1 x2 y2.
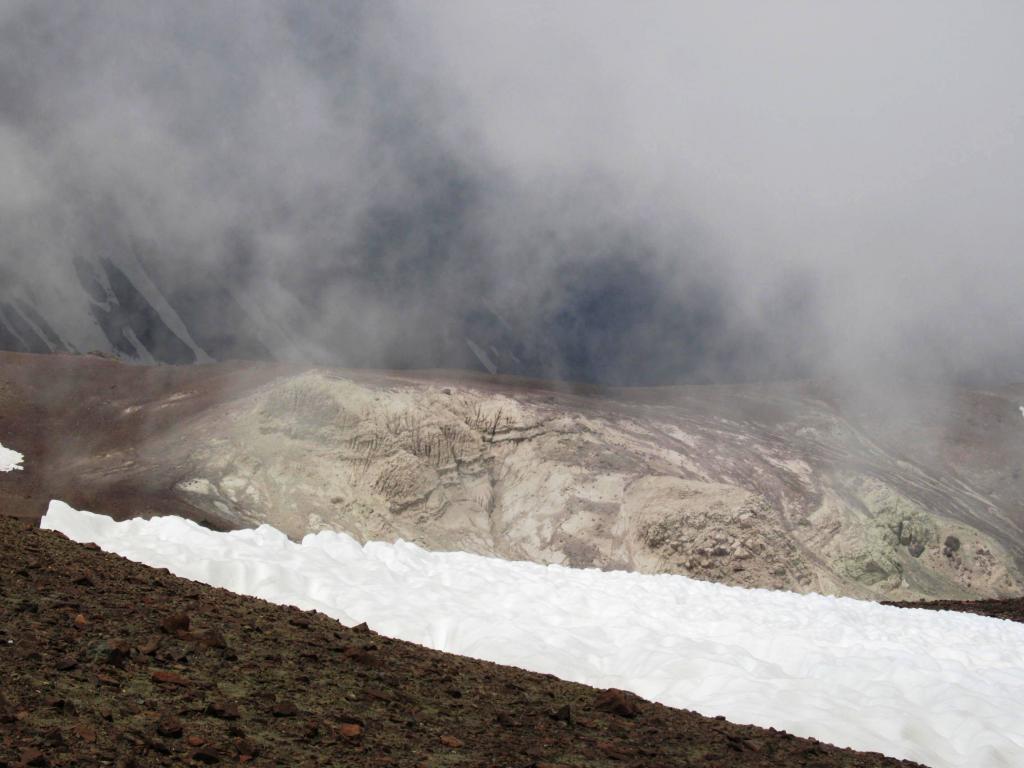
0 1 1022 384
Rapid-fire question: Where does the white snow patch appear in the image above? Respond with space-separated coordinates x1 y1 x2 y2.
0 441 24 472
1018 405 1024 421
41 500 1024 768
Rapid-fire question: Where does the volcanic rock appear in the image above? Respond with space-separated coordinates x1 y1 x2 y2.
156 715 183 738
150 669 189 686
271 700 298 718
104 639 132 668
160 612 190 634
206 701 240 720
593 689 641 718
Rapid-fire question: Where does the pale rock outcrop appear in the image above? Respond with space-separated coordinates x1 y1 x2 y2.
167 371 1024 600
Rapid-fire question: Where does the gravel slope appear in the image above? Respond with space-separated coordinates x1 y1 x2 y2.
0 516 926 768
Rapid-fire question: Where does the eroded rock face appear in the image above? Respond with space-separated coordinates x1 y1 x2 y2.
166 371 1024 600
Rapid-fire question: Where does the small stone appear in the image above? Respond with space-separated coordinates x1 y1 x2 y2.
187 735 206 747
73 723 97 743
72 572 95 587
138 637 162 655
206 701 240 720
196 630 227 650
272 700 298 718
593 688 640 718
44 697 66 712
342 645 376 665
73 613 88 629
190 746 220 764
55 656 78 672
301 720 320 740
439 734 464 748
743 738 764 752
105 639 133 668
596 740 634 759
162 644 190 663
151 669 190 686
160 613 191 634
550 704 573 723
233 738 259 758
148 739 172 756
157 715 183 738
20 747 47 766
43 728 66 748
338 722 363 739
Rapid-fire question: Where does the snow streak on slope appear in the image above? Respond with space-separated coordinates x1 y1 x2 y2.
41 501 1024 768
0 442 23 472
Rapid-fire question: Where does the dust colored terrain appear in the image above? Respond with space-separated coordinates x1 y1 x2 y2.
3 350 1024 599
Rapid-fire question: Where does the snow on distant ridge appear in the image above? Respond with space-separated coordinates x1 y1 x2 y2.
0 441 23 472
41 500 1024 768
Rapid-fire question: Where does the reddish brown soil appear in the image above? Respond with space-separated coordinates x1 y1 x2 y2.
0 351 298 525
0 517 927 768
884 597 1024 623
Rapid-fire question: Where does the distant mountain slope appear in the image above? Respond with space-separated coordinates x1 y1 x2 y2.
2 351 1023 601
0 250 563 381
0 253 279 364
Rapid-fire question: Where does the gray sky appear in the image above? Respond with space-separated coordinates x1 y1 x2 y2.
1 1 1022 383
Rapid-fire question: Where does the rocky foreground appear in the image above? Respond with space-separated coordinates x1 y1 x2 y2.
884 596 1024 623
0 515 934 768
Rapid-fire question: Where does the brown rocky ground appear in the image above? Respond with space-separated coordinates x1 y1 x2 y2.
884 596 1024 623
0 516 928 768
0 351 296 526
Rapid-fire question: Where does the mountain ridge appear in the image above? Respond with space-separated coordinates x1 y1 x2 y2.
3 350 1023 601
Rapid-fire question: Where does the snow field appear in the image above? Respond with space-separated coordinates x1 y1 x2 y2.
0 441 23 472
42 500 1024 768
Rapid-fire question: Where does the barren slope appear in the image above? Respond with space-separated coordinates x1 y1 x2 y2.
2 351 1023 600
1 516 928 768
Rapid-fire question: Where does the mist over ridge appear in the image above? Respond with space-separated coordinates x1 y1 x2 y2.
0 1 1022 387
